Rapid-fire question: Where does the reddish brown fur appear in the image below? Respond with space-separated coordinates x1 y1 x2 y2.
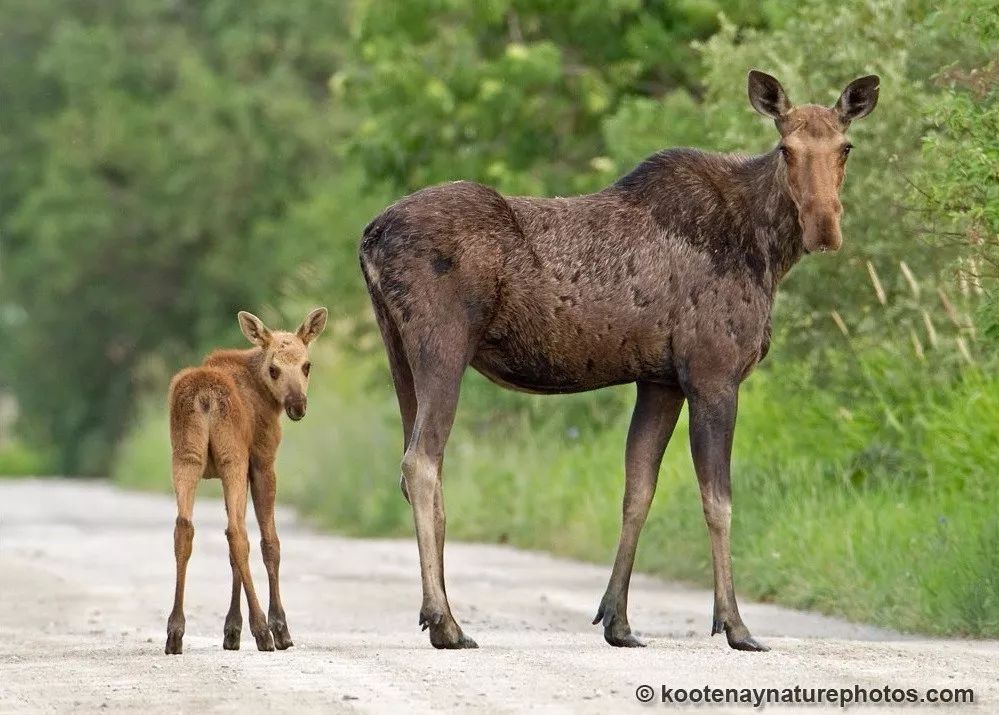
164 308 327 655
360 71 878 651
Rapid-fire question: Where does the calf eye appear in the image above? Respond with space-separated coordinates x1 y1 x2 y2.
269 365 280 380
842 143 854 158
302 362 311 377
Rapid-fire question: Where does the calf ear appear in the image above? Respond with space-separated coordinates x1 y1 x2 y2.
748 70 792 120
296 307 328 345
238 311 272 348
835 75 880 127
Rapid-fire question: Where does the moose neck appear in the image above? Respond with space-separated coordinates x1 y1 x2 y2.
731 148 804 292
612 147 805 297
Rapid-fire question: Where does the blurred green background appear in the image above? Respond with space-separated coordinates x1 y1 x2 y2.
1 0 996 636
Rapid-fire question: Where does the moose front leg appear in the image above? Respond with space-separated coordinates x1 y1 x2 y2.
687 385 768 652
595 382 685 647
251 461 293 650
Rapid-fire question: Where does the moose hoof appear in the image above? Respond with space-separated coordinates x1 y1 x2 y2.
253 630 275 652
270 621 294 650
422 609 477 649
592 593 644 647
165 615 185 655
222 624 241 650
728 633 770 652
165 628 184 655
430 626 478 650
248 613 275 651
713 615 770 652
605 630 646 648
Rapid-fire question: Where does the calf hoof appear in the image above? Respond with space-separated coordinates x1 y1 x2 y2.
250 615 275 652
270 620 294 650
165 628 184 655
165 615 185 655
253 629 276 652
222 623 241 650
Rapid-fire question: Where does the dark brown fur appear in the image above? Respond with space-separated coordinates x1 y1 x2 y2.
360 72 879 650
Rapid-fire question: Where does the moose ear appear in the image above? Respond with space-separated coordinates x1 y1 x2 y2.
834 75 880 127
296 307 328 345
748 70 792 120
238 311 272 348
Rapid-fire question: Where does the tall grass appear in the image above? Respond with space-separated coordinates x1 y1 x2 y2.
112 266 998 637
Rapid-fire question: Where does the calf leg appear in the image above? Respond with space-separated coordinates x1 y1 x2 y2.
687 386 768 652
594 382 685 647
219 456 274 652
165 458 199 655
222 554 242 650
251 462 293 649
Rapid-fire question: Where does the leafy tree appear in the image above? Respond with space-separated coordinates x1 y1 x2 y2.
909 1 998 343
338 0 775 195
0 1 351 472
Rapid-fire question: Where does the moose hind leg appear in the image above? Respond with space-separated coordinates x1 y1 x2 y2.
369 292 418 502
687 386 768 652
222 553 242 650
165 456 200 655
400 335 477 649
595 383 685 647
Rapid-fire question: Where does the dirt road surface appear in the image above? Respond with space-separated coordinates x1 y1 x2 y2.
1 479 996 713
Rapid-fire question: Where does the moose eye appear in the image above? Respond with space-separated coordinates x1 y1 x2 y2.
779 145 790 159
269 365 280 380
842 143 854 158
302 362 311 377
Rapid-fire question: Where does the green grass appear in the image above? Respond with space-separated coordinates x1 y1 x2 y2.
112 340 999 637
0 440 53 476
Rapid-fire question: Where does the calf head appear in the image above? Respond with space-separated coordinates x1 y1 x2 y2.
238 308 328 420
748 70 879 253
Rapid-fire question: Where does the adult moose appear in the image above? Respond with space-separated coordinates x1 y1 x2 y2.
360 71 879 651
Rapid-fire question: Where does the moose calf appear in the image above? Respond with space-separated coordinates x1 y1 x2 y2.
164 308 328 655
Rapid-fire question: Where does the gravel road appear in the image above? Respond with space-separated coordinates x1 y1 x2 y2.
1 479 995 713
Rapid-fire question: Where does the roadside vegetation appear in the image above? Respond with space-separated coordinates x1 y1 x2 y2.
3 0 995 636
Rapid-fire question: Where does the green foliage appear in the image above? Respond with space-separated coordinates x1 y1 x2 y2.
0 1 369 472
910 0 999 345
338 0 775 194
0 440 52 477
911 51 998 343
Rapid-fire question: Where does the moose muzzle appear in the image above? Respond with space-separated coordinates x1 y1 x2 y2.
801 209 843 254
285 395 307 421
